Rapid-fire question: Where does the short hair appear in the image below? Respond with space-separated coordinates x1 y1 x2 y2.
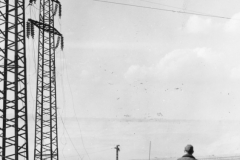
185 145 194 154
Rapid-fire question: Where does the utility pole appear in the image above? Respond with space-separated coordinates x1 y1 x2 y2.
0 0 29 160
115 145 120 160
27 0 63 159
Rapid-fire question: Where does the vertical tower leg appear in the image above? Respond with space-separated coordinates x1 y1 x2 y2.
0 0 29 160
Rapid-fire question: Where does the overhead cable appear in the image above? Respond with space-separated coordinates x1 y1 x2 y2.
94 0 239 21
136 0 204 14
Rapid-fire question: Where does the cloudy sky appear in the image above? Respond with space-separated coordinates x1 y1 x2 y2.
25 0 240 160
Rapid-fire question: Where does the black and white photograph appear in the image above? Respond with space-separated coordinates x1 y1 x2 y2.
1 0 240 160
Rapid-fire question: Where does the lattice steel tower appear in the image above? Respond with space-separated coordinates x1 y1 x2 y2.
0 0 29 160
28 0 63 159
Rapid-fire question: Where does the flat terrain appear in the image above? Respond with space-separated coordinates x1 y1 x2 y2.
28 118 240 160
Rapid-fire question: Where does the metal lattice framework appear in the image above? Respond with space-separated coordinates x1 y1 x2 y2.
0 0 29 160
29 0 63 159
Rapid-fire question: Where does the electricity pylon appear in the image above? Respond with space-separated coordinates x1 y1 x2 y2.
27 0 63 159
0 0 29 160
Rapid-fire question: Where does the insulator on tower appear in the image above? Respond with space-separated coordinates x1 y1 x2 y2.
53 4 58 16
26 21 31 38
61 36 64 50
59 3 62 18
55 36 60 49
29 0 33 5
30 22 34 38
29 0 36 5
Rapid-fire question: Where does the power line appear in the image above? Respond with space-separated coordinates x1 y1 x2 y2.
59 115 84 160
136 0 205 14
55 5 91 160
94 0 239 21
61 48 92 160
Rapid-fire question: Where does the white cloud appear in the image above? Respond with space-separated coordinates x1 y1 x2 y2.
225 12 240 33
185 16 212 33
184 12 240 34
124 48 229 83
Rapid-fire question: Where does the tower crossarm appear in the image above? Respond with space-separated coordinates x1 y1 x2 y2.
27 18 64 49
28 19 62 36
51 0 60 4
29 0 61 5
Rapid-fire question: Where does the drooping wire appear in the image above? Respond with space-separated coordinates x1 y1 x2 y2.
59 114 84 160
56 7 91 156
52 4 88 160
60 48 91 160
58 112 71 160
58 63 68 160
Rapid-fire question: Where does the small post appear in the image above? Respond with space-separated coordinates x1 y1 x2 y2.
149 141 151 160
115 145 120 160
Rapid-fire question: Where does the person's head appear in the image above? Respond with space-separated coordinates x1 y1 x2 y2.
184 144 194 155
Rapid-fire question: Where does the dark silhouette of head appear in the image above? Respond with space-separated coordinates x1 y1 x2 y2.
184 145 194 155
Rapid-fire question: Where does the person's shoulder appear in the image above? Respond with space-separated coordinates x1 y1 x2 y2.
178 155 196 160
177 157 186 160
